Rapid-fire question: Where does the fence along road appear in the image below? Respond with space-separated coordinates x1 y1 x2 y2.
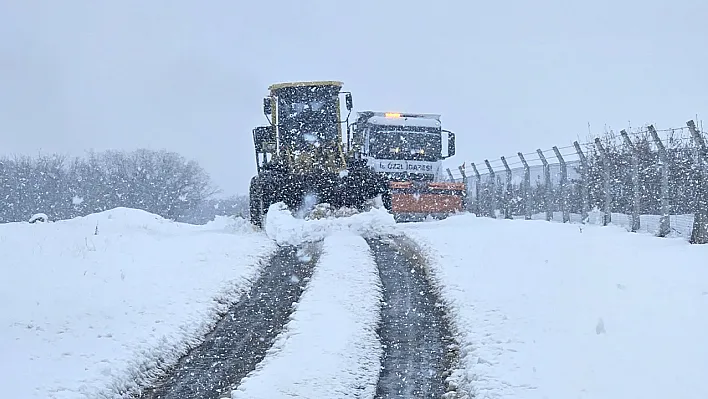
446 119 708 244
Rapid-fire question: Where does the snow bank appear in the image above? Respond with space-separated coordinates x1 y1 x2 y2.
402 214 708 399
202 214 259 234
264 202 398 246
231 232 383 398
0 207 275 399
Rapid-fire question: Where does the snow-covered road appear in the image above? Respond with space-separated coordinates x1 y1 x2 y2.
3 205 706 399
141 243 320 399
231 233 384 399
367 236 457 399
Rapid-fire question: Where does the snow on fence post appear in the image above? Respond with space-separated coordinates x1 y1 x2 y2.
458 165 468 185
687 120 708 244
574 141 590 223
500 156 513 219
484 159 497 218
536 149 552 221
446 168 455 182
518 152 532 220
620 129 641 232
552 146 570 223
470 162 482 216
594 138 612 226
648 125 671 237
458 164 470 212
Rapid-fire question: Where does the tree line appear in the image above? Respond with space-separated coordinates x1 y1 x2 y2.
0 149 248 224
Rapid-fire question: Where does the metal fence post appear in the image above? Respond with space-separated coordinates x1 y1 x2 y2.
458 164 470 212
648 125 671 237
518 152 532 220
620 129 641 232
552 146 570 223
484 159 497 218
536 149 552 221
687 120 708 157
687 120 708 244
457 165 468 185
470 162 482 216
500 156 513 219
594 138 612 226
574 141 589 223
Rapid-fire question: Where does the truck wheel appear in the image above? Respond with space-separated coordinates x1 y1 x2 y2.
381 189 392 211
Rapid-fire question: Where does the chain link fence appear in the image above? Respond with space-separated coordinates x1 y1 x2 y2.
447 120 708 244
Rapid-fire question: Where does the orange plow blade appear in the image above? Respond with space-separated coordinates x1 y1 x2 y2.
388 181 466 221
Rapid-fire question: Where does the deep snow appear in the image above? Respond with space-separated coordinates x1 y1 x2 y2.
401 214 708 399
264 202 398 246
0 208 276 399
4 203 707 399
231 232 383 399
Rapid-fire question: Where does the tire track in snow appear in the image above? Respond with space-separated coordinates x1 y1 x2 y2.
138 243 320 399
230 232 383 398
367 236 458 399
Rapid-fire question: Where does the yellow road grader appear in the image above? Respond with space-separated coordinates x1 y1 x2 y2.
248 81 388 227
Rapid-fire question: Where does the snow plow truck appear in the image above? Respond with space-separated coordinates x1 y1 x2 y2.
350 111 466 221
248 80 465 227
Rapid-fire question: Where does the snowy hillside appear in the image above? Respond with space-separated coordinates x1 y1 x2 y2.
401 215 708 399
0 208 276 398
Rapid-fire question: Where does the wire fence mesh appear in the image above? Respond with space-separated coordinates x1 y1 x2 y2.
446 120 708 244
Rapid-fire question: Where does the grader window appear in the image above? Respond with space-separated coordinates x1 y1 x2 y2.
275 85 340 150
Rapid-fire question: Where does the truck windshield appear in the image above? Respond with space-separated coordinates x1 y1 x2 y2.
369 130 442 161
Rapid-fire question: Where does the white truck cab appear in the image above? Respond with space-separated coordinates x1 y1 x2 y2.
350 111 456 182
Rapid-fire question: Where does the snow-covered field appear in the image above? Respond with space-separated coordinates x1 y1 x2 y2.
231 232 383 398
0 208 276 399
3 204 706 399
402 214 708 399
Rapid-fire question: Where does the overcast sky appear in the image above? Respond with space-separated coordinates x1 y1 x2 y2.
1 0 706 196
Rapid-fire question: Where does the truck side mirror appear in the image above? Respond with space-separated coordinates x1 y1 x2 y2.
345 93 353 111
447 131 456 157
263 98 272 116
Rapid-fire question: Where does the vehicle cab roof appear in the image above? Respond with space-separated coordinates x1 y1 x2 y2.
357 111 442 128
268 81 344 91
